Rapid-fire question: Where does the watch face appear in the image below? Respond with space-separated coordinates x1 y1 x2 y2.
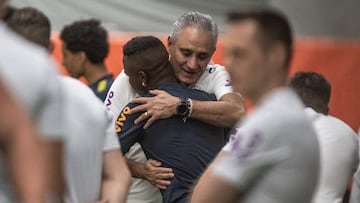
177 104 188 115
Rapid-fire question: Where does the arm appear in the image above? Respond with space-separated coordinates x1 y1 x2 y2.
0 81 46 203
100 150 131 203
126 158 174 190
41 140 65 203
130 90 245 129
190 151 242 203
350 167 360 203
190 92 245 128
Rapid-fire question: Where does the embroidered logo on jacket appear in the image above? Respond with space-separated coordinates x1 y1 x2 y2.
97 80 107 93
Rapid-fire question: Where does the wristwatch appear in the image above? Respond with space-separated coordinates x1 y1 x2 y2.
176 98 192 119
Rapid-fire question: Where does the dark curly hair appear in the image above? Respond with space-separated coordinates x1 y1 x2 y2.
60 19 109 64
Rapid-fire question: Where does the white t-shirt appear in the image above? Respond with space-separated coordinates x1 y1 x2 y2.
60 77 120 203
348 129 360 203
306 108 358 203
105 64 232 202
0 23 66 202
214 88 320 203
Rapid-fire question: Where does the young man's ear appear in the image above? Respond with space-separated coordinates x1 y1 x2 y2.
78 51 87 64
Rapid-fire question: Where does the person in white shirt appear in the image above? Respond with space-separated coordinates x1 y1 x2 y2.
0 3 65 202
191 8 320 203
348 120 360 202
60 76 131 203
289 71 358 203
6 7 131 202
105 11 245 202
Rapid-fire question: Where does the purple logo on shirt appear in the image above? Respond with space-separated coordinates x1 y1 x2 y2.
225 79 232 87
229 129 263 160
106 91 114 107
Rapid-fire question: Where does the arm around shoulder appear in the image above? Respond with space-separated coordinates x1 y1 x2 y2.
191 92 246 128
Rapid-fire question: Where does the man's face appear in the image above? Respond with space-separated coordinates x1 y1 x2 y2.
224 20 272 101
61 43 84 78
168 26 214 85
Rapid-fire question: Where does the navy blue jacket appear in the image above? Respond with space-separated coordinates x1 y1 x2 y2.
116 83 228 203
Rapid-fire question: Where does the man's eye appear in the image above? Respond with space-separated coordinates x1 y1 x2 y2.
181 50 192 56
198 54 210 60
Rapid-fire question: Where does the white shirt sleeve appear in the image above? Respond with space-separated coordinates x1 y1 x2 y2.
103 110 121 152
194 64 233 100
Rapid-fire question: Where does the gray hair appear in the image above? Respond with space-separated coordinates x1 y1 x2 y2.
170 11 218 51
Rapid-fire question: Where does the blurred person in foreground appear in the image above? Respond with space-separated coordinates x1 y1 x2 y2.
0 79 46 203
289 71 358 203
6 7 131 203
0 2 66 202
105 11 246 203
190 7 320 203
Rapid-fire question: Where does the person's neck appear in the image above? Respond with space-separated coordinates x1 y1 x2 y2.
158 75 177 86
250 74 287 106
83 63 109 85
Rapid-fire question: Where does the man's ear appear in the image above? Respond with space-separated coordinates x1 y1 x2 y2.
78 51 87 64
138 71 148 87
269 42 286 70
167 35 172 53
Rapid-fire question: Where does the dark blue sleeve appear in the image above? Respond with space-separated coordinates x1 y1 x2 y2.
115 103 145 154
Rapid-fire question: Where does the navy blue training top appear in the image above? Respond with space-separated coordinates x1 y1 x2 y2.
116 83 228 203
89 73 113 101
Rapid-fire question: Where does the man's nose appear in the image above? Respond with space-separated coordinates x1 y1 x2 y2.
187 56 197 69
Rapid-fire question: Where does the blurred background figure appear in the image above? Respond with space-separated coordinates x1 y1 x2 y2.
60 19 113 101
351 131 360 202
289 71 358 203
6 6 131 203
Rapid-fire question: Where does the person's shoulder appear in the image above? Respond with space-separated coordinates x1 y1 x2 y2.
160 83 216 101
61 76 90 92
205 63 226 74
322 114 357 136
249 88 309 130
61 76 105 108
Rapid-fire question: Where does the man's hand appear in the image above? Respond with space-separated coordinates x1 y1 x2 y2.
130 90 180 129
143 159 174 190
